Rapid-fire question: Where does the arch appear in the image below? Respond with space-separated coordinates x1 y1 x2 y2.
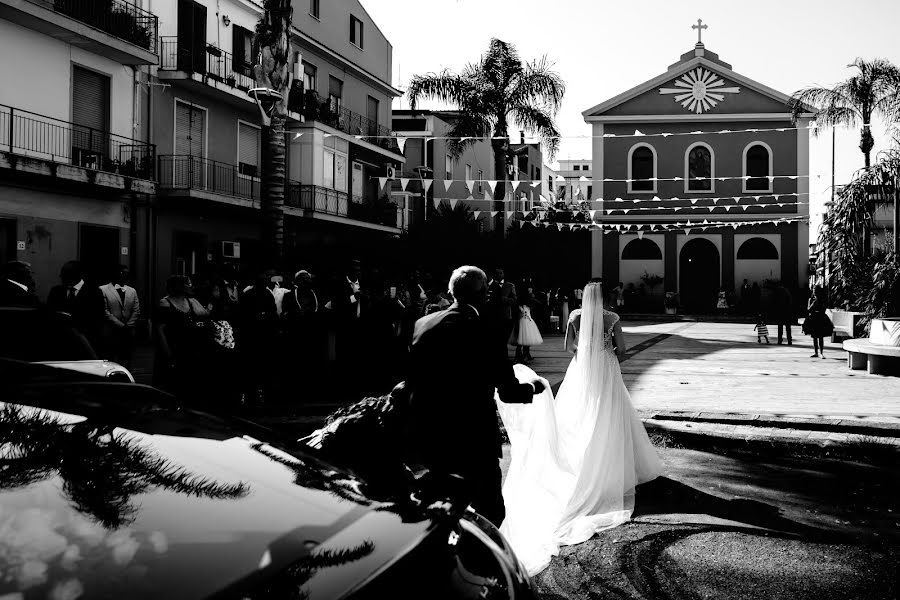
684 141 714 193
622 238 662 260
627 143 657 193
737 237 779 259
679 238 720 313
742 141 773 192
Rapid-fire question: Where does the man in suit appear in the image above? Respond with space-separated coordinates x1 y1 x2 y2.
773 283 795 345
47 260 105 352
0 261 39 307
406 265 543 526
100 265 140 368
330 260 366 388
486 267 517 349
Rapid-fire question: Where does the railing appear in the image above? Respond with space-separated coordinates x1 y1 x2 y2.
158 155 259 200
0 104 155 180
286 183 403 229
158 37 255 91
53 0 158 53
288 87 402 155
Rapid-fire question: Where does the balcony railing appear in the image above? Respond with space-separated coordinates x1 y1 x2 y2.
158 155 259 200
286 183 403 229
159 37 255 91
52 0 158 53
288 87 401 155
0 104 155 180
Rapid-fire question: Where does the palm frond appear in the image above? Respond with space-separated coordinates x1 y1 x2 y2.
789 86 860 128
407 71 474 111
508 105 561 160
445 114 493 159
507 56 566 117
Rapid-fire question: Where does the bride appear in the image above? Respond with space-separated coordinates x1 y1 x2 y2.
496 280 662 575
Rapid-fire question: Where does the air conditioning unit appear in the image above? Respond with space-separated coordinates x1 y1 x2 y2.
221 241 241 259
385 165 395 179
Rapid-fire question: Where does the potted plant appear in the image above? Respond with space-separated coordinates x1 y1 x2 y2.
664 291 679 315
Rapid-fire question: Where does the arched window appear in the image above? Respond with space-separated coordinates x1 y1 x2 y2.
743 143 772 192
622 238 662 260
628 143 656 193
685 143 713 192
737 237 779 259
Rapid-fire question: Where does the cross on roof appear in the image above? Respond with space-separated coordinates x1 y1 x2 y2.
692 18 708 45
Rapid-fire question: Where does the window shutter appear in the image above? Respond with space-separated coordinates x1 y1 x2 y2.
72 67 109 132
239 123 260 173
175 102 205 157
329 76 342 98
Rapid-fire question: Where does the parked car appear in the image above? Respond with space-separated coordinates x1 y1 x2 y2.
0 306 134 382
0 360 534 599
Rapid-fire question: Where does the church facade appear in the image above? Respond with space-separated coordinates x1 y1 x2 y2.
583 34 814 312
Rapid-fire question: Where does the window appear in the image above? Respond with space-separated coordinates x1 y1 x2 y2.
72 66 110 163
477 169 483 193
737 237 779 259
237 121 260 177
367 96 379 130
587 185 592 200
628 144 656 193
445 155 452 179
350 15 364 48
232 25 253 77
309 0 319 18
622 238 663 260
177 0 207 74
324 149 334 188
744 143 772 192
465 164 472 181
573 165 580 171
302 61 317 93
583 164 589 171
328 76 343 111
686 143 713 192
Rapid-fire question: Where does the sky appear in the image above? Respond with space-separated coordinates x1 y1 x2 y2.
364 0 900 232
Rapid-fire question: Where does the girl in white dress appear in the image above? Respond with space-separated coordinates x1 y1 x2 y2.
496 281 662 575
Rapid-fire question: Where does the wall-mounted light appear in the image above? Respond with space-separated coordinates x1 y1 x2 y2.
222 15 231 26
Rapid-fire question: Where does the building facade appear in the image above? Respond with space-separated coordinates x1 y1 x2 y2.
150 0 404 293
583 41 813 312
0 0 158 298
554 159 592 203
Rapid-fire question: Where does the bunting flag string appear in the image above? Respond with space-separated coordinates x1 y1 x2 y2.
422 179 433 193
374 174 814 187
399 178 410 191
514 216 809 234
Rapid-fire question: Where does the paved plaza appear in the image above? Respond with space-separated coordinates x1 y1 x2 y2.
529 321 900 421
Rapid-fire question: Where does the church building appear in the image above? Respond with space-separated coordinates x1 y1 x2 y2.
583 23 814 312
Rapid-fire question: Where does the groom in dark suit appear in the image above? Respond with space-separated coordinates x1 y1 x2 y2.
406 265 543 526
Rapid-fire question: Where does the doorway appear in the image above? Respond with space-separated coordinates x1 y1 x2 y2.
679 238 720 313
79 224 120 284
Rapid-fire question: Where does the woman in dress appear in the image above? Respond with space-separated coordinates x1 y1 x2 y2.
496 281 662 575
153 275 210 399
512 282 543 363
803 285 833 359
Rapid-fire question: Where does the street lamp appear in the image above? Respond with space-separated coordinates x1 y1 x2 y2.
248 87 283 127
414 165 433 223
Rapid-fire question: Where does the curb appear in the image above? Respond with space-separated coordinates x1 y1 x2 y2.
639 410 900 438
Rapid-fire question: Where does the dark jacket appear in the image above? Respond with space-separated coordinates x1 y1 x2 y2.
486 280 517 321
46 282 105 342
406 302 533 466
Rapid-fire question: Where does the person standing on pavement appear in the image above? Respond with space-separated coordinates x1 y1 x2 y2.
753 314 770 344
803 285 833 359
486 268 517 349
0 261 39 307
99 265 140 368
772 283 794 345
47 260 105 353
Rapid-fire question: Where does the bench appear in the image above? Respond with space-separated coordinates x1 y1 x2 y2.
843 338 900 375
827 309 865 342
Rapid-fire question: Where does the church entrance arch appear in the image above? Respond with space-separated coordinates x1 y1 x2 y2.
679 238 720 313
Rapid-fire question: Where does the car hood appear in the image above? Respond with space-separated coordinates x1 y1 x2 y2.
0 384 433 599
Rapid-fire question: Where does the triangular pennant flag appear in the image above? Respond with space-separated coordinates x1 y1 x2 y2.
690 198 698 205
731 223 739 229
733 197 741 202
506 211 514 220
603 133 616 138
622 209 630 214
397 137 407 153
378 177 388 190
531 181 541 189
633 129 645 136
637 231 644 240
703 219 709 225
726 205 733 211
579 176 589 182
423 179 433 193
400 178 410 191
292 132 304 140
589 210 597 219
323 133 333 140
473 211 481 219
442 179 452 192
465 180 475 194
557 224 564 231
712 198 720 204
661 132 672 137
685 228 692 236
556 175 566 182
741 205 748 211
490 211 499 218
449 199 458 209
485 180 497 194
483 190 491 202
433 199 441 210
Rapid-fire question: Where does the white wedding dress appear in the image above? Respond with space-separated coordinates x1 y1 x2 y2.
496 293 662 576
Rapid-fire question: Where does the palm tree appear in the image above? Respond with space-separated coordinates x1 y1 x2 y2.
252 0 293 269
790 58 900 167
407 39 565 224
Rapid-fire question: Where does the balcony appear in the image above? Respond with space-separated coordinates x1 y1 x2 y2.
0 0 158 64
158 155 259 203
288 87 401 156
0 103 155 191
159 37 255 92
286 184 404 231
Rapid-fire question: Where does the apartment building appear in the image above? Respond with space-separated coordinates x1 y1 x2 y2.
554 159 593 203
0 0 158 297
151 0 404 290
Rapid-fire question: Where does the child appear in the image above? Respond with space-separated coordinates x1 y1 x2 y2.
754 314 770 344
512 304 543 363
